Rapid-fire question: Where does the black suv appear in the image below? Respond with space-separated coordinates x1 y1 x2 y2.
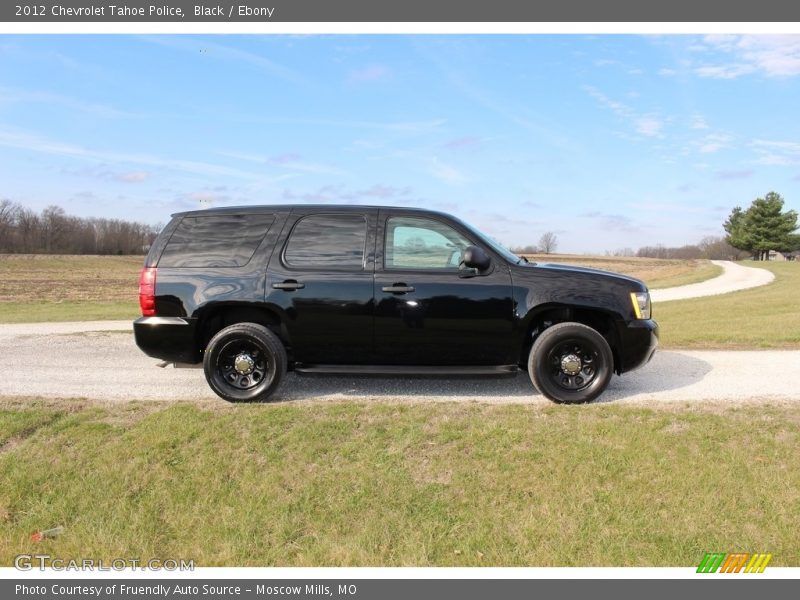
134 205 658 403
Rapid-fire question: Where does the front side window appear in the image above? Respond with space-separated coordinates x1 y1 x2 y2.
284 214 367 269
384 216 472 270
159 214 274 268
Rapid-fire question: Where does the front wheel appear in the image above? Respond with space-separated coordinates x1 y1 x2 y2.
528 322 613 404
203 322 287 402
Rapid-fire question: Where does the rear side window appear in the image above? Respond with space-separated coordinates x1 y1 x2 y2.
158 214 274 268
283 214 367 269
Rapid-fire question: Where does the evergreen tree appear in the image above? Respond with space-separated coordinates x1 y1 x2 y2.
724 192 798 260
723 206 752 256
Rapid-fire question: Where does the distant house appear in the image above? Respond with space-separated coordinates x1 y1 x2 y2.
767 250 798 261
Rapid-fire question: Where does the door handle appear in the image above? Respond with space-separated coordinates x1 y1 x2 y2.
272 280 305 291
382 285 415 294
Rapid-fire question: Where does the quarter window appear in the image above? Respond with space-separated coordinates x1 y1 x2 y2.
159 214 274 268
385 216 471 270
284 214 367 269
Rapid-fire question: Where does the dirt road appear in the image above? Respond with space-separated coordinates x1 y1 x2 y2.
1 327 796 405
651 260 774 302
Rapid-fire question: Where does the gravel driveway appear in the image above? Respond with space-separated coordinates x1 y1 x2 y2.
651 260 774 302
1 327 797 405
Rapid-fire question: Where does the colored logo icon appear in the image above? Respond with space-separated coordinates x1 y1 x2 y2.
697 553 772 573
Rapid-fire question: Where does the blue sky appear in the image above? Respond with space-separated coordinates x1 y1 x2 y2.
1 34 799 253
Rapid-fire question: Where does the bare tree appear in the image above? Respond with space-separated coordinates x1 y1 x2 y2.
14 206 40 253
0 202 157 255
538 231 558 254
0 199 16 251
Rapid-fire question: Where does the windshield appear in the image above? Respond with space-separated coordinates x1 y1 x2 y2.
453 215 528 265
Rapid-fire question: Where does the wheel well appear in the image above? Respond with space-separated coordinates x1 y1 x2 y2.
197 304 290 356
522 306 620 373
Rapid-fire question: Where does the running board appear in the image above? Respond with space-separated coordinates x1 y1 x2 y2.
293 364 520 376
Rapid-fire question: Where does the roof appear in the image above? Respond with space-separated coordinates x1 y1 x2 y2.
171 204 448 218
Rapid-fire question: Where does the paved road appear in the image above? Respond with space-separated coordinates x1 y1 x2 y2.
0 327 797 404
650 260 774 302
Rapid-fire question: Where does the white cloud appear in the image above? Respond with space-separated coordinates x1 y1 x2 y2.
140 36 313 87
635 116 664 138
714 169 754 180
752 139 800 154
690 115 710 130
658 68 678 77
697 133 734 154
429 157 467 185
116 171 148 183
0 86 135 119
694 64 756 79
694 35 800 78
0 126 271 181
584 85 665 139
217 149 349 177
751 139 800 165
348 64 390 82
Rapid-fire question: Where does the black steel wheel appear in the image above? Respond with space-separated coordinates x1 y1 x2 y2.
528 322 613 404
203 322 287 402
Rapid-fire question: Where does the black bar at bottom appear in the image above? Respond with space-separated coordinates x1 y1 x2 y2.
2 579 797 600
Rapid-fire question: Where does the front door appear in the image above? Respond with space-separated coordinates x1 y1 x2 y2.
373 211 515 366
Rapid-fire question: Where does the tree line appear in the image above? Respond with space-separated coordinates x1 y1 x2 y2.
631 236 747 260
0 200 159 255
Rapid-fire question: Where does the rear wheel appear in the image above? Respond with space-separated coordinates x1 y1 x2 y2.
203 322 287 402
528 322 613 404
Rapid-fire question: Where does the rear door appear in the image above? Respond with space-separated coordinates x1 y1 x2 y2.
372 211 515 366
265 209 377 364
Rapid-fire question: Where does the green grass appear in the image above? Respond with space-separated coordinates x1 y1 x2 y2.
0 301 137 323
656 263 800 349
1 398 798 567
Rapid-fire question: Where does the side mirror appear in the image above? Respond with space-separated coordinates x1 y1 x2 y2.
463 245 491 271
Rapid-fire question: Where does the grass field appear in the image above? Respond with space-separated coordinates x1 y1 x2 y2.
0 253 719 323
0 255 141 323
521 254 722 289
1 397 797 567
655 263 800 349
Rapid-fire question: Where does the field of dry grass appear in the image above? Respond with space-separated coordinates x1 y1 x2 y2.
520 254 722 289
0 255 142 322
0 254 142 304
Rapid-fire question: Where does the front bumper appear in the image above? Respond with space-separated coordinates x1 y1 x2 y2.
615 319 659 374
133 316 201 364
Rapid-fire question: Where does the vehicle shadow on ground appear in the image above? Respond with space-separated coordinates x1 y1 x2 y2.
271 351 713 404
597 351 713 403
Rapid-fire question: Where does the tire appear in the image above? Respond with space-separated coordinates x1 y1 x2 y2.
528 322 613 404
203 322 287 403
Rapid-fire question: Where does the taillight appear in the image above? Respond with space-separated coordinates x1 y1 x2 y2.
139 267 157 316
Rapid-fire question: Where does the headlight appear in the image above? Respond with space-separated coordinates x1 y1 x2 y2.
630 291 651 320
